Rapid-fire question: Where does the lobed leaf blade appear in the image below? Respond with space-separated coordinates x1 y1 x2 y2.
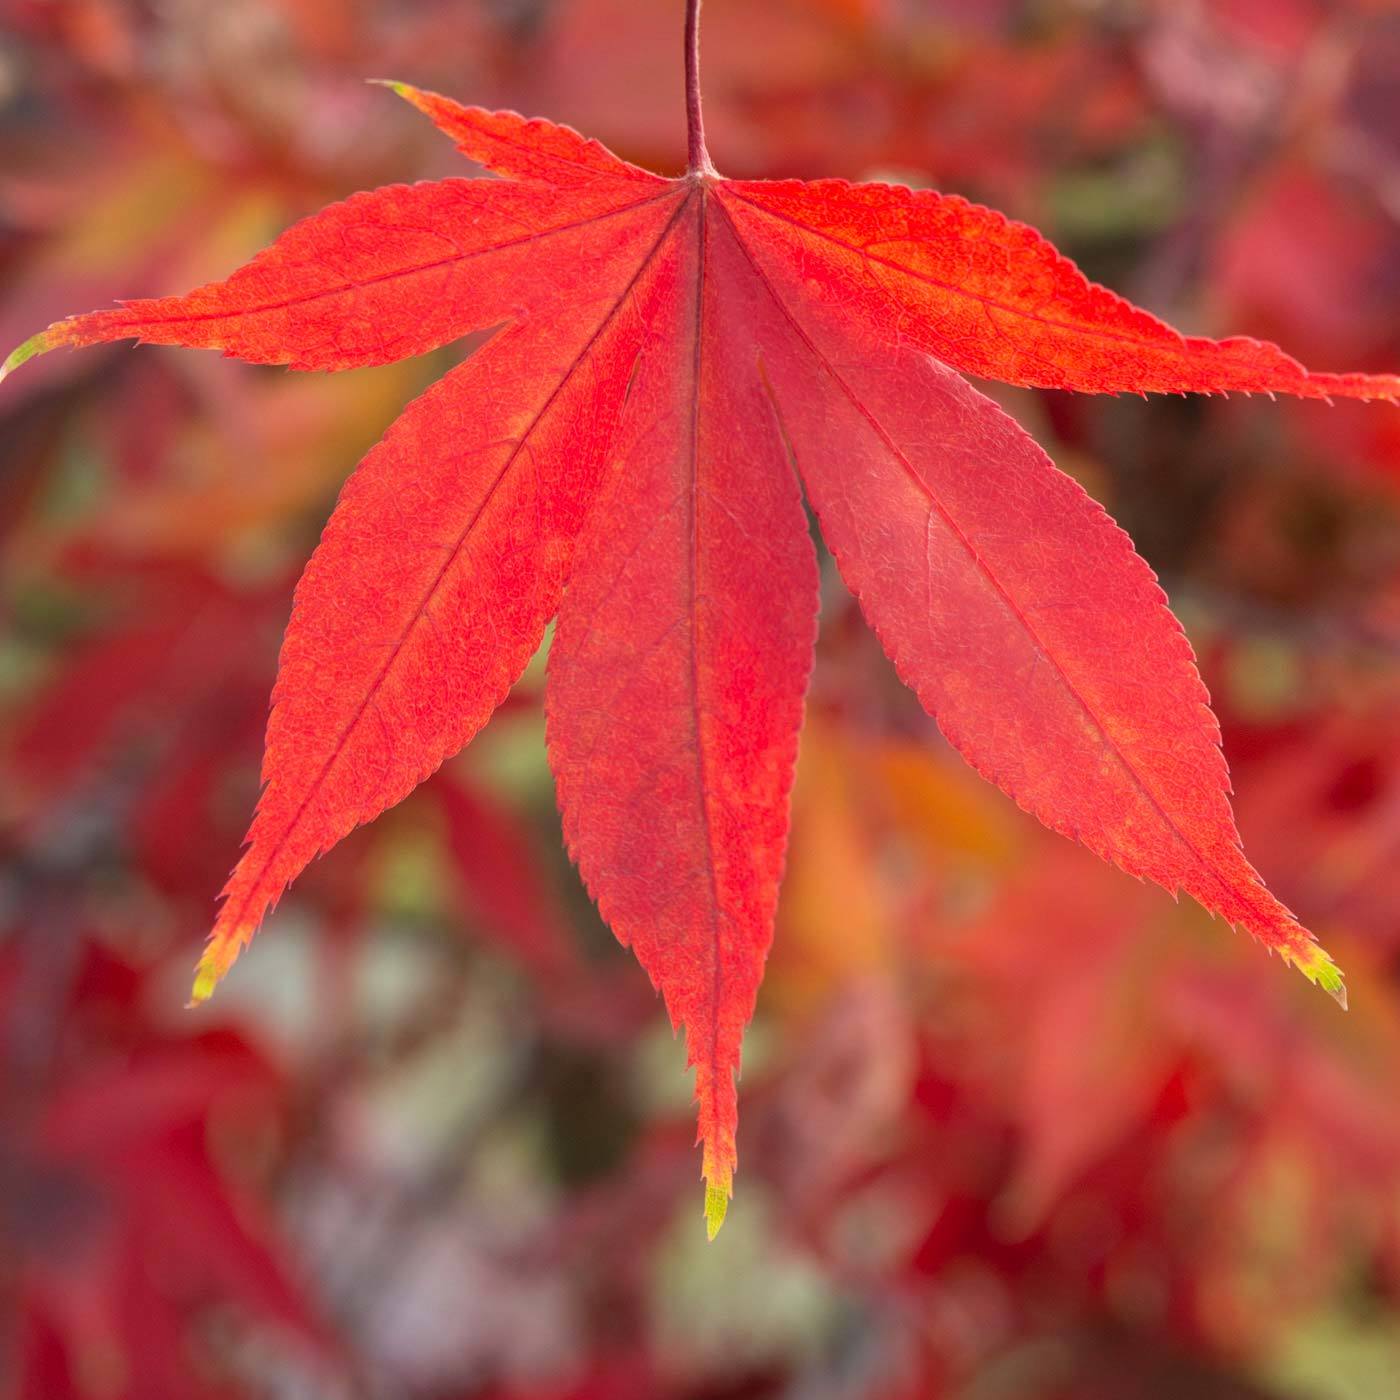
546 198 819 1222
194 193 687 997
8 178 675 374
383 82 665 187
723 179 1400 402
718 192 1344 998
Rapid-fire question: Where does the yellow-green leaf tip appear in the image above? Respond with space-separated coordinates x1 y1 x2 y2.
188 966 218 1008
187 947 229 1008
369 79 417 100
1283 940 1347 1010
1 330 54 384
704 1181 730 1240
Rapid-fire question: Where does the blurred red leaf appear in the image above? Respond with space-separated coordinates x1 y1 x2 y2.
430 769 580 984
4 1016 333 1400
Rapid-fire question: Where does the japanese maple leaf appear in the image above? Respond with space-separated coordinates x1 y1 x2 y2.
6 2 1396 1236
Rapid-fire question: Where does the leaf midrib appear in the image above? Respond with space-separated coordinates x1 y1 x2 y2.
724 185 1204 366
688 188 728 1121
124 188 678 330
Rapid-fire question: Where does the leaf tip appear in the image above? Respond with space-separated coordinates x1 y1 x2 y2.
700 1140 734 1239
1281 939 1348 1010
370 78 419 104
188 920 252 1008
704 1180 730 1240
2 330 55 384
188 958 221 1008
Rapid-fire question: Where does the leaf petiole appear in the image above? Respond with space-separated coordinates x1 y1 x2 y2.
685 0 715 177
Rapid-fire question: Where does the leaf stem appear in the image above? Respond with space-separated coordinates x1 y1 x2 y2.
685 0 714 176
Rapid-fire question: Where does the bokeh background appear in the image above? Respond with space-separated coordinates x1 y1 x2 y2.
3 2 1400 1397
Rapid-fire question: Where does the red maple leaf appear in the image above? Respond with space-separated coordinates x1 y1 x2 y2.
5 1 1396 1235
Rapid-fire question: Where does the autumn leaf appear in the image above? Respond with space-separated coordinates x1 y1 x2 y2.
5 1 1396 1237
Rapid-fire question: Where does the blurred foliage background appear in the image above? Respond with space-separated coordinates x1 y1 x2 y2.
3 2 1400 1397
